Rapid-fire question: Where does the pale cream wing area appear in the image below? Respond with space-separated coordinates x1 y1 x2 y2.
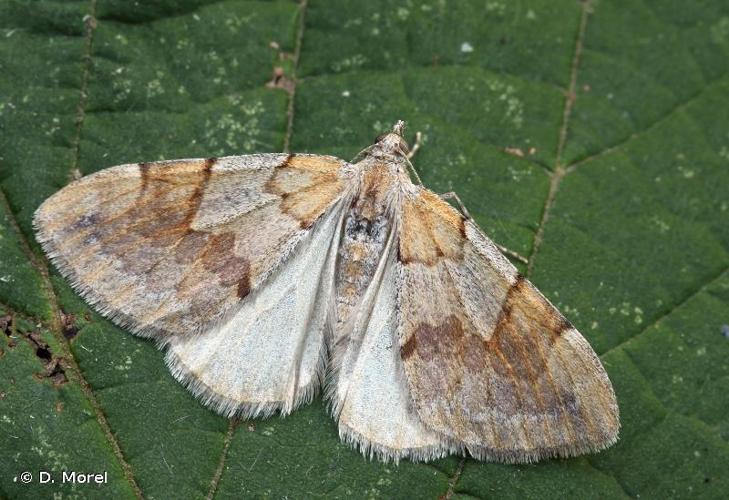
166 202 347 417
396 188 620 463
329 231 460 462
33 153 347 342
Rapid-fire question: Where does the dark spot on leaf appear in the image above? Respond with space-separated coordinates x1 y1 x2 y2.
35 345 52 362
36 358 68 387
266 66 295 93
1 315 11 331
1 315 14 348
24 330 68 387
61 312 79 340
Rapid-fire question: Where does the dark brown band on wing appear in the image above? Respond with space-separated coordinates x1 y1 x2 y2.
187 231 252 300
557 317 574 335
139 162 152 192
398 192 467 266
280 152 295 168
264 154 344 229
490 274 569 344
181 157 216 231
400 331 418 360
491 274 527 338
400 273 569 363
237 275 251 299
401 315 465 361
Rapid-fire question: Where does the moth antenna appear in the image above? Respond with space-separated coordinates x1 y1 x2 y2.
393 122 423 183
403 153 424 186
351 143 377 163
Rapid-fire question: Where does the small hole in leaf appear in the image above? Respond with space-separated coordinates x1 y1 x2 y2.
35 346 52 362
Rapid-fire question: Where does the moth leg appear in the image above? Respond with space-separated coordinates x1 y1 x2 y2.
494 243 529 265
439 191 471 219
439 191 529 265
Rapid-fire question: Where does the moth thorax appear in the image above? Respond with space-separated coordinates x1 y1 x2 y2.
373 133 410 159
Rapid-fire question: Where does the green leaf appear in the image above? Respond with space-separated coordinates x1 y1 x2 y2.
2 0 729 498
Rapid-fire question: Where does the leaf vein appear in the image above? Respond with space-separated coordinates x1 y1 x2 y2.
598 266 729 358
565 73 729 173
527 0 592 277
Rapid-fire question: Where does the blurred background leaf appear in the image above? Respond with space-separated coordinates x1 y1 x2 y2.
1 0 728 498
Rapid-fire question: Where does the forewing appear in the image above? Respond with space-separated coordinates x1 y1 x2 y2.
397 189 619 462
34 153 348 340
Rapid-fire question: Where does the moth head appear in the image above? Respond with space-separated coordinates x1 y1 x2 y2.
372 120 410 159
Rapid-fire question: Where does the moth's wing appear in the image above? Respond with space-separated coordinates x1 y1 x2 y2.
34 154 348 341
397 189 619 463
166 200 346 417
328 229 461 462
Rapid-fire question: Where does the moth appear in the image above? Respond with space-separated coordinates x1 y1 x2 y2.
34 121 619 463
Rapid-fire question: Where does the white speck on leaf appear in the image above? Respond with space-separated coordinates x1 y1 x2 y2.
332 54 367 72
146 77 164 99
650 216 670 234
710 17 729 43
678 166 695 179
485 1 506 14
507 165 532 182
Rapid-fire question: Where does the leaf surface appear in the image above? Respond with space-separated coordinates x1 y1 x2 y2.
1 0 728 498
